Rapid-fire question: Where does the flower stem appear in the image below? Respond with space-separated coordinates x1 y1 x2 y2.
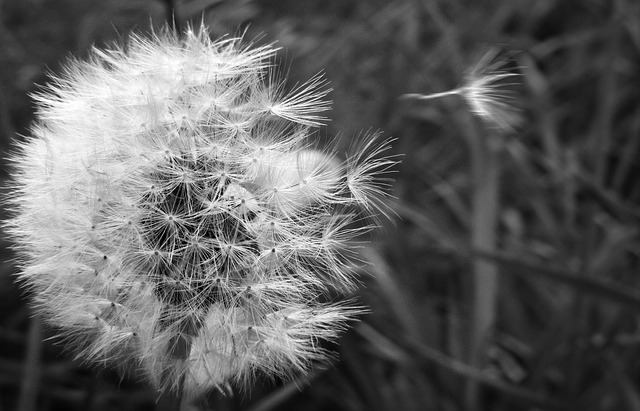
157 386 184 411
18 314 42 411
466 134 501 409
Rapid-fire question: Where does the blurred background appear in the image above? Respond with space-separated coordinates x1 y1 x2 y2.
0 0 639 410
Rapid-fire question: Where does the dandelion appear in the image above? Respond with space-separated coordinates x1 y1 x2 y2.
403 48 521 130
4 25 394 398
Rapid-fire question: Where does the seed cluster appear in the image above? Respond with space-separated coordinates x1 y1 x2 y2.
5 26 394 395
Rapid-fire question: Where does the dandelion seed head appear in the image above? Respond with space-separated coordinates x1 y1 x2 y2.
5 25 395 396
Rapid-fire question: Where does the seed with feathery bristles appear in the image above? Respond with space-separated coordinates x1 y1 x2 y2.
4 25 395 397
402 48 522 131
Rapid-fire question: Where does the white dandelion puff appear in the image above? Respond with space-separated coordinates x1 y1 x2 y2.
4 25 395 398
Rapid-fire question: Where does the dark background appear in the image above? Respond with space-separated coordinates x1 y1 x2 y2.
0 0 638 410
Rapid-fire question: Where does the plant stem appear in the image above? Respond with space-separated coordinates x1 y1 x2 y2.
18 314 42 411
157 384 184 411
465 134 501 409
157 317 197 411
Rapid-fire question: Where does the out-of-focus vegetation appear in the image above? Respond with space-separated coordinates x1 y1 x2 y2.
1 0 638 410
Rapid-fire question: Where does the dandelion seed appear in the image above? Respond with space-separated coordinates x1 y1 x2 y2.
4 25 395 397
403 48 522 131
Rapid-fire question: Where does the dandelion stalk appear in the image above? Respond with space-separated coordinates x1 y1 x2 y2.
18 314 42 411
466 133 502 408
4 24 394 399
